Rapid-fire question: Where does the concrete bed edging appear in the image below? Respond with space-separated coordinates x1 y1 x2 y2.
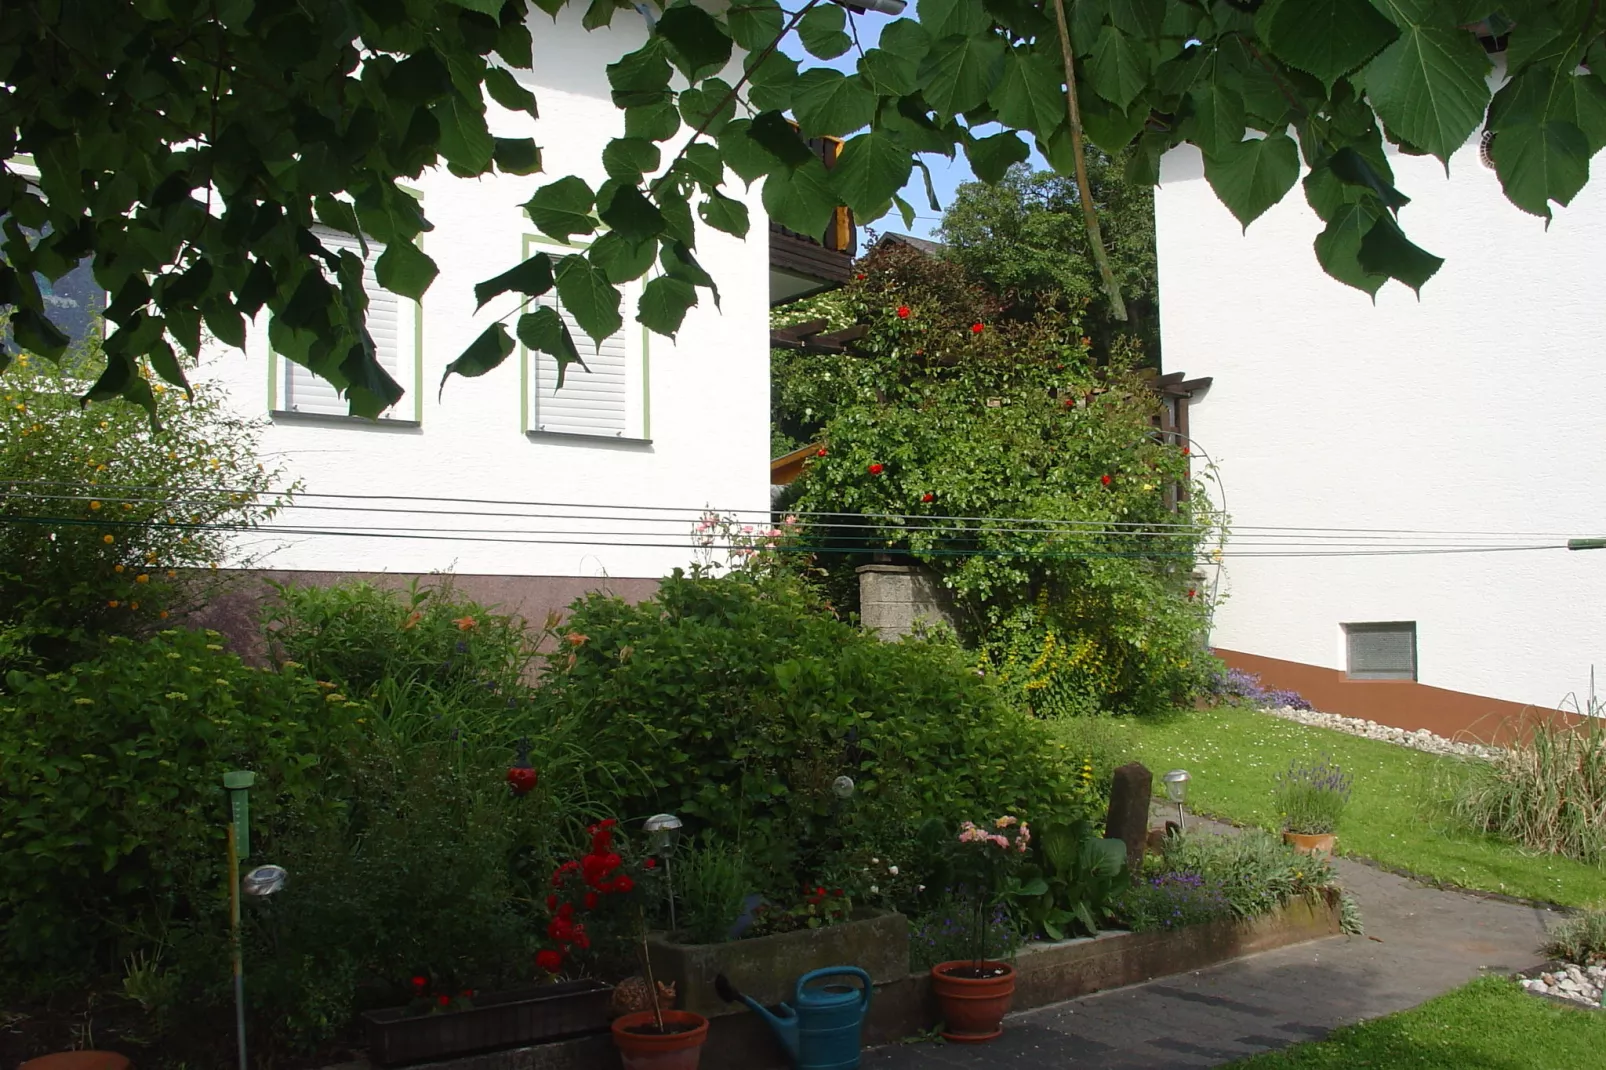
332 895 1342 1070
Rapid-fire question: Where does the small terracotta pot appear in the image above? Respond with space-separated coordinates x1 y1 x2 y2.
931 960 1016 1043
1284 831 1337 857
611 1009 709 1070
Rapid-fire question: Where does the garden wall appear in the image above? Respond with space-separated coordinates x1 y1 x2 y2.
342 896 1342 1070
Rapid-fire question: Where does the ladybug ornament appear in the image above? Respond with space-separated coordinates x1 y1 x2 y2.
507 737 538 797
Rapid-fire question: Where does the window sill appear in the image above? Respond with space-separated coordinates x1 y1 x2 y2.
271 409 422 430
525 430 653 449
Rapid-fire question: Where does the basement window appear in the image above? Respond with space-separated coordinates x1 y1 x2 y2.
1344 622 1417 681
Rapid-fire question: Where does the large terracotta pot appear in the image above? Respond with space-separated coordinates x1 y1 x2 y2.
611 1009 710 1070
1283 831 1337 857
930 960 1016 1043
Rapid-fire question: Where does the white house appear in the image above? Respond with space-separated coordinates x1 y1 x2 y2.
197 4 857 625
1154 98 1606 739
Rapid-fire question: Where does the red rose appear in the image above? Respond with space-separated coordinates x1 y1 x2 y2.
856 273 866 280
558 901 575 920
575 930 592 950
613 875 636 893
584 891 599 910
437 995 450 1007
868 463 883 475
645 857 658 869
410 975 427 991
832 888 844 897
1182 446 1190 455
545 894 558 911
1100 474 1111 486
1188 589 1197 599
536 949 563 973
896 306 910 318
971 323 984 334
506 765 538 795
921 492 934 503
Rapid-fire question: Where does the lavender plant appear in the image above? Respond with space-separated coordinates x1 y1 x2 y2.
1275 756 1353 836
1209 667 1313 712
1112 872 1234 932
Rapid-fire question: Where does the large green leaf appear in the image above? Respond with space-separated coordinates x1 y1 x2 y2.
918 34 1007 120
918 0 990 38
517 307 586 387
523 176 597 241
655 4 732 81
474 251 553 310
638 275 699 337
432 95 495 173
746 51 799 113
1357 212 1444 293
588 231 658 284
965 130 1031 184
483 66 538 117
728 0 784 52
1107 0 1165 39
832 131 915 216
859 47 919 98
762 158 838 237
718 117 792 184
1363 11 1491 163
797 3 851 60
991 47 1067 139
1490 119 1591 219
1262 0 1399 89
442 322 515 387
598 184 666 241
1079 93 1147 154
1087 26 1149 111
1184 79 1246 157
878 18 932 62
1203 132 1301 230
603 138 662 182
679 78 738 136
554 254 623 347
1313 202 1386 296
607 39 673 109
374 240 437 301
698 190 751 237
792 70 878 138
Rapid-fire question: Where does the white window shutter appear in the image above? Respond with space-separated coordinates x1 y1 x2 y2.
530 290 633 437
281 228 412 419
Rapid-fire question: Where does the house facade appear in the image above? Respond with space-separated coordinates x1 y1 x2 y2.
198 5 853 625
1154 124 1606 738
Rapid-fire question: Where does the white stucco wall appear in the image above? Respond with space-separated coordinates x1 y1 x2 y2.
1156 137 1606 710
203 6 771 581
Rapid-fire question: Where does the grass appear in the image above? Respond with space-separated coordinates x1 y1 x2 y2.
1073 703 1606 907
1228 977 1606 1068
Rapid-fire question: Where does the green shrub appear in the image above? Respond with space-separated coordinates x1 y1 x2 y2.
535 570 1089 894
1154 830 1335 920
675 838 752 944
1273 756 1353 835
1450 712 1606 866
0 352 289 671
1542 909 1606 965
0 628 357 987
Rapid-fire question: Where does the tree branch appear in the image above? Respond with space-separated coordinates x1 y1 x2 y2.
1049 0 1127 322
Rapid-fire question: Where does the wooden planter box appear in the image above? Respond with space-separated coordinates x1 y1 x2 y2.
647 909 909 1018
360 979 612 1067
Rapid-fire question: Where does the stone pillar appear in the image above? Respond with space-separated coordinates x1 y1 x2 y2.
1105 762 1153 880
855 564 959 641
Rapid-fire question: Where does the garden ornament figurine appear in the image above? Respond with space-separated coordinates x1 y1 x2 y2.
715 967 872 1070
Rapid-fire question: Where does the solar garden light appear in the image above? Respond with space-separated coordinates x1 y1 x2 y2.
1162 769 1191 831
831 775 855 799
644 813 684 932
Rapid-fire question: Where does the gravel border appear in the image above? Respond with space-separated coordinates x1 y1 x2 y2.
1258 705 1502 761
1515 961 1606 1010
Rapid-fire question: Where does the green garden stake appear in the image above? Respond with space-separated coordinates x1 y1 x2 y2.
225 770 255 1070
225 769 255 859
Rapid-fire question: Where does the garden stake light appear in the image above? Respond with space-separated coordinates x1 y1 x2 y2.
1163 769 1191 831
644 813 683 932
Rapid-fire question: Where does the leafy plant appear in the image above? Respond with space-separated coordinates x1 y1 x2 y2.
1112 871 1235 933
745 886 853 939
1018 819 1128 940
1275 756 1353 835
941 816 1036 968
0 351 290 671
1543 909 1606 966
908 895 1021 973
1154 830 1338 922
1450 710 1606 866
674 838 752 944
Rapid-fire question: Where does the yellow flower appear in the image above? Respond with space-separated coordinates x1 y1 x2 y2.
1142 483 1154 492
166 570 176 578
135 574 149 584
159 610 169 620
129 601 139 610
89 500 102 510
102 534 115 544
108 600 119 608
114 564 125 573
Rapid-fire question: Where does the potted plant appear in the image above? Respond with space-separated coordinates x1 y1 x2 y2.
1275 756 1352 856
537 819 710 1070
928 817 1032 1043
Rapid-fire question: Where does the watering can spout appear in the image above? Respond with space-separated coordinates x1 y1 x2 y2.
743 997 801 1061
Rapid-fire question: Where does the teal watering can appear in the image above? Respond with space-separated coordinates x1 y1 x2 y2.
718 967 872 1070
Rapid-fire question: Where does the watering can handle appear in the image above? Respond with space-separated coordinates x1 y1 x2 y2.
796 966 874 1012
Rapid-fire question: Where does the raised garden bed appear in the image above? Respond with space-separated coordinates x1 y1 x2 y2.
646 908 909 1018
361 979 612 1067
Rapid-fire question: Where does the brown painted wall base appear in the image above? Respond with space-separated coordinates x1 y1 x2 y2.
1217 648 1577 747
330 897 1342 1070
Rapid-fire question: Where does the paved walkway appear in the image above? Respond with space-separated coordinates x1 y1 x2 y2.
864 823 1560 1069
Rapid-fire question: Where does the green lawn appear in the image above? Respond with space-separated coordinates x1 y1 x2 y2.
1080 704 1606 908
1228 977 1606 1068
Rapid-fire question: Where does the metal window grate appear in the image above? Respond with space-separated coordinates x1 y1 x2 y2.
1344 622 1417 681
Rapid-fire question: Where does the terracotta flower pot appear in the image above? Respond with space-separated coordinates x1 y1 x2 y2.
1283 831 1337 857
930 960 1016 1043
611 1009 710 1070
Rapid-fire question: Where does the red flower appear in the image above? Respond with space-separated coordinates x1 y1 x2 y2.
832 888 844 897
536 949 563 973
971 323 984 334
921 492 934 503
410 975 428 991
856 273 866 280
1064 398 1075 408
896 306 910 319
549 916 576 943
613 875 636 893
437 994 451 1007
1100 474 1111 486
558 901 575 920
1188 589 1197 599
816 447 827 457
868 463 884 475
645 857 658 869
506 765 538 796
545 894 558 912
461 989 475 998
584 891 599 910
